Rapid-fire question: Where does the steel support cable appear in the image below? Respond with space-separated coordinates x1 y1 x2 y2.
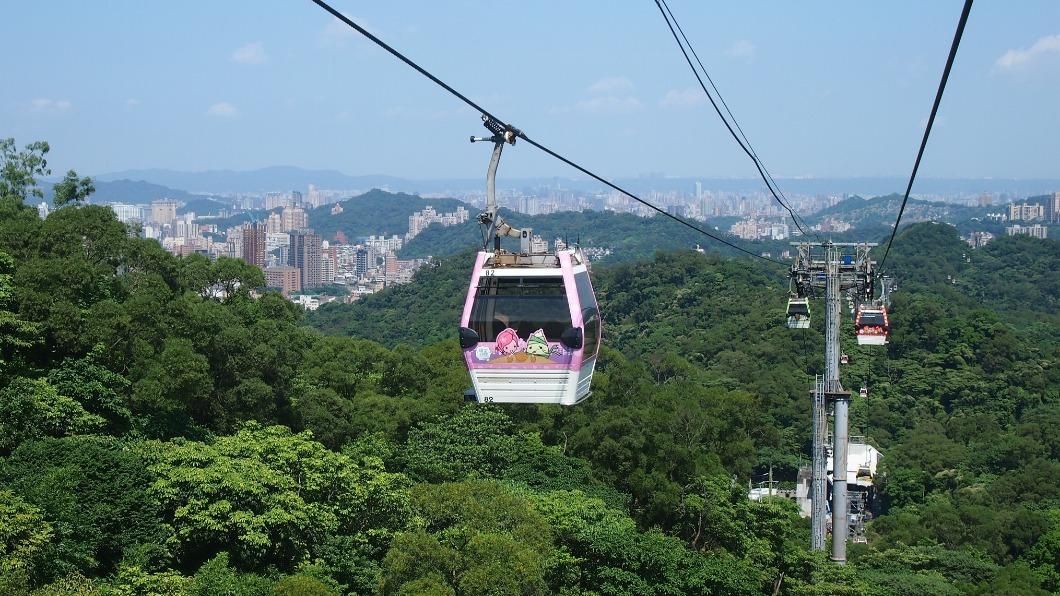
307 0 783 265
652 0 815 240
657 0 818 241
877 0 973 272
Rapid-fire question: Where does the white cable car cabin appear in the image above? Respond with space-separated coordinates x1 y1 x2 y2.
786 297 811 329
457 116 601 405
855 306 889 345
459 248 601 405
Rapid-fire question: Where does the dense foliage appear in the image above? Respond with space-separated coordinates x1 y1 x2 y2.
312 215 1060 592
1 139 1058 594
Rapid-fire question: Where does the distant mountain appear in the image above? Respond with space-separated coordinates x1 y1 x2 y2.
95 167 420 194
93 166 1060 197
177 197 232 216
810 193 987 228
38 178 211 206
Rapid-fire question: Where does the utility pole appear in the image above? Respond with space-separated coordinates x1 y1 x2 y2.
790 242 876 563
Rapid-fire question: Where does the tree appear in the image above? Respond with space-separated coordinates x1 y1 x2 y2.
0 378 105 452
138 423 411 573
47 347 132 434
0 490 53 587
0 252 40 378
401 406 519 483
132 337 213 424
0 139 50 202
2 436 165 581
380 481 553 596
50 170 94 208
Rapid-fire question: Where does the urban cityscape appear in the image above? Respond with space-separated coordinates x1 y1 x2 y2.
33 179 1057 310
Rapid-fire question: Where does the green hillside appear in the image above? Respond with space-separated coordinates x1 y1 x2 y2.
810 193 987 229
309 189 470 241
1 140 1058 593
310 220 1060 593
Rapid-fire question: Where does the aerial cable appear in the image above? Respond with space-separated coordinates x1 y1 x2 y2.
307 0 783 265
877 0 973 272
651 0 816 241
518 135 782 263
656 0 818 241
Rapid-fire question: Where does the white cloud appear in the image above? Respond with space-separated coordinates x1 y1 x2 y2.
549 96 641 116
587 76 633 94
726 40 756 61
206 101 238 118
232 41 268 65
659 88 706 109
995 34 1060 71
126 98 140 107
28 98 71 114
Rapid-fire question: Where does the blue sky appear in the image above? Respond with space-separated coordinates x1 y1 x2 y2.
3 1 1058 180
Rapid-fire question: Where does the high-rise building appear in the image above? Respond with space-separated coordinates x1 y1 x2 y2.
1052 192 1060 223
241 222 268 269
288 230 322 289
695 181 703 200
1006 224 1048 239
109 203 143 223
355 247 368 277
265 192 290 210
307 184 323 208
1009 203 1045 222
290 191 303 206
321 252 336 285
281 206 308 232
264 266 301 296
150 200 178 225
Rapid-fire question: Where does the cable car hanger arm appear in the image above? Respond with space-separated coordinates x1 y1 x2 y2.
471 116 522 249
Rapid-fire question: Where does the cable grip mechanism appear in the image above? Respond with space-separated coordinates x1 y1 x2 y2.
470 114 519 145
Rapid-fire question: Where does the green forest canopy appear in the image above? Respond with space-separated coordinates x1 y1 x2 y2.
0 138 1058 594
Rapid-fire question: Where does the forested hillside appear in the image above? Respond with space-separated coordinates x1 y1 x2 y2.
809 194 987 229
1 140 1058 594
308 190 470 241
312 216 1060 593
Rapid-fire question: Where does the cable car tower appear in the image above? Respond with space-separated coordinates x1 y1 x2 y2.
789 241 876 563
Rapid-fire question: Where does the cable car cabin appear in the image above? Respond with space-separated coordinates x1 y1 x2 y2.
840 354 849 364
459 248 601 405
859 386 868 398
855 307 889 345
786 298 811 329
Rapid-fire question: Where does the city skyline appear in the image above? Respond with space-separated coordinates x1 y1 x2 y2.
3 1 1059 180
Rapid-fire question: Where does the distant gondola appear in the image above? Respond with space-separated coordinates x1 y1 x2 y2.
786 297 811 329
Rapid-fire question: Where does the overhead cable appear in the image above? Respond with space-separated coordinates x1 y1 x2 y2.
652 0 817 240
877 0 974 271
307 0 784 265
